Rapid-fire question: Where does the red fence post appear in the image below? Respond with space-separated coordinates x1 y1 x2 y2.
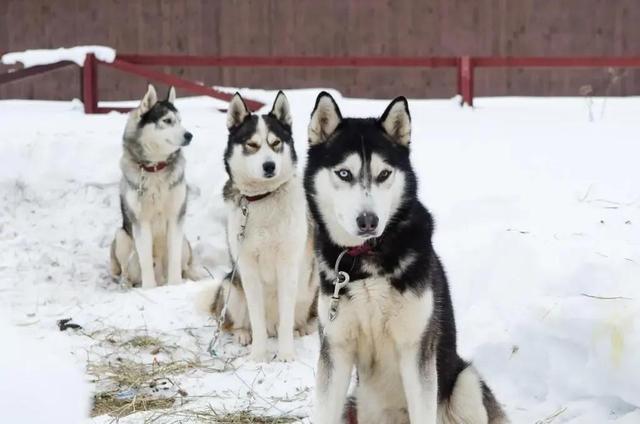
459 56 474 107
82 53 98 114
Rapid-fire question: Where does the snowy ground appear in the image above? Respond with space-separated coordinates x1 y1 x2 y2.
1 89 639 423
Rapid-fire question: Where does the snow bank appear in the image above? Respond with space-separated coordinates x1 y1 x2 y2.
0 321 90 423
1 45 115 67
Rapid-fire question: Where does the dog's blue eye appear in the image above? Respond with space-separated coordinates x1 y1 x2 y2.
376 170 392 183
335 169 353 182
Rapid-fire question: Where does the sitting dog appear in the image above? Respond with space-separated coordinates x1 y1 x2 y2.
204 91 318 362
305 92 508 424
110 84 194 288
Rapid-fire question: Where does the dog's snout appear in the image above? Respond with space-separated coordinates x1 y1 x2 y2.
182 131 193 146
356 212 379 235
263 161 276 177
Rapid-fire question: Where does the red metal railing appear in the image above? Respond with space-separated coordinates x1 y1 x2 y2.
463 56 640 105
4 54 640 112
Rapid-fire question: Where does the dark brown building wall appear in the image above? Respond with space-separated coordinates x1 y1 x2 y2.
1 0 639 101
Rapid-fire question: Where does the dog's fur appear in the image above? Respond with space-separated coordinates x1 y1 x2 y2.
203 92 318 361
110 84 195 288
305 92 508 424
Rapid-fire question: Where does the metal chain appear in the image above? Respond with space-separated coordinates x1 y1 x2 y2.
137 167 146 197
207 196 249 357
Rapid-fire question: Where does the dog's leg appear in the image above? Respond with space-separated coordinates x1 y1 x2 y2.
240 264 269 361
398 346 437 423
314 336 354 424
276 260 299 361
166 218 184 285
133 222 156 288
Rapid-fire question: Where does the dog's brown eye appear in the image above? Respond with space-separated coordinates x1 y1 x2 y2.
376 169 392 183
246 142 260 150
271 139 281 147
163 118 172 125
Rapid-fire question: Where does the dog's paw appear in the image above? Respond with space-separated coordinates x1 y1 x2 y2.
141 280 158 289
294 322 316 337
276 349 296 362
267 325 278 338
247 349 269 363
232 329 252 346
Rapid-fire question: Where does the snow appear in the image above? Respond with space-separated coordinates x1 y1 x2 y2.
0 90 639 423
1 46 115 67
0 320 90 423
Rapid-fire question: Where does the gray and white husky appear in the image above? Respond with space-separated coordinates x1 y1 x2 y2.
110 84 194 288
202 92 318 362
305 92 508 424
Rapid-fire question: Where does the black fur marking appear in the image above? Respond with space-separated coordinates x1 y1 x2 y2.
318 327 333 381
178 195 187 221
120 194 135 235
169 171 185 190
138 100 177 127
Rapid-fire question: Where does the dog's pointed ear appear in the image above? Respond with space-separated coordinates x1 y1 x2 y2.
227 93 250 130
167 86 176 103
308 91 342 145
379 96 411 146
269 91 292 129
139 84 158 115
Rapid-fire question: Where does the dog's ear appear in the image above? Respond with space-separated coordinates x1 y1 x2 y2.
308 91 342 145
227 93 250 130
379 96 411 146
167 86 176 104
269 91 292 130
139 84 158 115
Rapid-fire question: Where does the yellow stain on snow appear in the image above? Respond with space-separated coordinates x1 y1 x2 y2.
593 304 633 368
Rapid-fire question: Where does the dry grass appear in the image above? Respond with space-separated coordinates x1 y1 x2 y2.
83 326 304 422
92 391 175 418
88 356 199 418
145 407 301 423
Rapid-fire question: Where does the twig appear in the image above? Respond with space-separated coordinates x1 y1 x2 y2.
581 293 633 301
535 406 568 424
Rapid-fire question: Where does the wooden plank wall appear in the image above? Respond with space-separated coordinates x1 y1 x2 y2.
1 0 639 101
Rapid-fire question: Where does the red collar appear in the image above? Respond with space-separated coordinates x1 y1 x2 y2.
139 161 168 173
244 191 272 202
346 239 377 257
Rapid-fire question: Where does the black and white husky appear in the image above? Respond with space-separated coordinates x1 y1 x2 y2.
204 92 318 361
305 92 508 424
110 84 194 288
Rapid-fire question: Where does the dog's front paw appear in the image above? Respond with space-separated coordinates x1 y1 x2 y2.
233 329 252 346
276 349 296 362
247 348 269 363
141 280 158 289
294 322 316 337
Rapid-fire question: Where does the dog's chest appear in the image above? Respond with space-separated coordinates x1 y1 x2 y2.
323 276 434 364
227 189 306 255
126 172 184 223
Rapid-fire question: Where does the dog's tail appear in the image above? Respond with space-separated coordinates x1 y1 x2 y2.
195 278 225 316
109 239 122 277
440 365 509 424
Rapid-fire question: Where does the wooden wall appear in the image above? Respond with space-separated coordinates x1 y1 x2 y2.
1 0 639 101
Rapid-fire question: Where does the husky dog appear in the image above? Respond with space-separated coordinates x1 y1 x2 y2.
110 84 194 289
204 91 318 361
305 92 508 424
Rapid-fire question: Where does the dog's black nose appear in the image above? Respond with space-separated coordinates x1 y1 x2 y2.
356 212 379 235
182 132 193 145
263 161 276 177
